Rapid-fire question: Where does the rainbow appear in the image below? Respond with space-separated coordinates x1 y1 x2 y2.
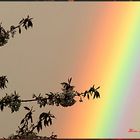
60 3 140 138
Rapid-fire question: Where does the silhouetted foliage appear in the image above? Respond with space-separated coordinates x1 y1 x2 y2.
0 78 100 112
85 85 100 99
0 15 33 47
0 75 8 89
8 107 57 139
0 16 100 139
0 91 21 112
0 77 100 139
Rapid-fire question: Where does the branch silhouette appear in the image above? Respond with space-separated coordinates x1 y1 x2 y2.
0 16 100 139
0 15 33 47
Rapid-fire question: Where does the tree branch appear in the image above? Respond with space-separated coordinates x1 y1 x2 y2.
21 99 37 103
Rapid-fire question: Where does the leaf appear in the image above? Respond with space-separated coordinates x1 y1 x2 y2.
89 91 93 96
93 92 99 99
39 121 42 130
0 104 4 111
14 90 17 95
32 94 36 98
49 118 52 125
46 120 49 126
44 119 47 127
95 91 100 98
87 94 90 100
37 125 40 133
24 25 27 30
68 77 72 84
20 118 24 125
28 20 33 28
10 25 15 31
23 18 28 25
24 106 30 111
61 82 67 86
25 112 30 118
28 112 32 120
11 108 14 113
89 87 93 93
50 114 55 118
83 91 87 97
19 18 24 24
28 112 33 122
37 121 42 132
39 112 46 120
93 94 96 99
50 92 53 95
30 116 33 123
48 111 51 114
19 27 21 34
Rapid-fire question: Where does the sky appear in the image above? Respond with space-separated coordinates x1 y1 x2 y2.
0 2 140 139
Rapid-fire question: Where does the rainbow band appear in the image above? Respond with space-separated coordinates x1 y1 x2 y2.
66 3 140 138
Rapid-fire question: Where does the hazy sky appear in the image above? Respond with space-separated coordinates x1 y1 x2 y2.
0 2 100 138
2 2 140 139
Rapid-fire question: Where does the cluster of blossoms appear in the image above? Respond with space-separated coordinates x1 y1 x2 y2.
0 24 9 46
34 91 76 108
0 91 21 112
34 78 77 108
59 84 76 107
